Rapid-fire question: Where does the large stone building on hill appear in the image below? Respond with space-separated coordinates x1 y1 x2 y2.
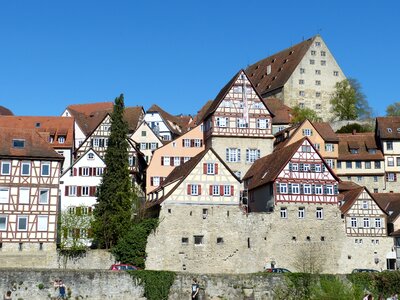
246 35 346 121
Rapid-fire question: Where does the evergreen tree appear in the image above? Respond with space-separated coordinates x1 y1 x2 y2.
92 94 134 249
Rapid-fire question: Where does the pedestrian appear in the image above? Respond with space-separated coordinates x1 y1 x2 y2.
54 279 67 299
191 278 199 300
3 291 12 300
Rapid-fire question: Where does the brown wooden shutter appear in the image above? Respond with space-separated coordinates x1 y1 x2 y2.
215 163 218 174
89 168 92 176
190 139 194 147
65 186 69 196
161 157 164 166
200 140 203 147
203 163 207 174
77 186 81 196
220 185 224 195
150 177 154 186
209 185 212 195
187 185 191 195
73 168 77 176
182 139 185 147
90 186 96 196
170 158 173 166
198 185 201 195
79 168 82 176
231 186 234 196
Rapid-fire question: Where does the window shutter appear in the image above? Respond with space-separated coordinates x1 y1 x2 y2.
150 177 154 186
73 168 77 176
74 228 80 238
65 186 69 196
200 140 203 147
220 185 224 195
246 149 249 162
395 173 397 181
288 184 292 194
182 139 185 147
312 185 315 194
302 129 305 135
77 186 82 196
203 163 207 174
215 163 218 174
386 173 389 181
170 158 173 166
79 168 82 176
230 186 234 196
226 149 229 161
90 186 96 196
310 164 315 172
257 150 261 159
198 185 202 195
300 184 303 194
187 185 191 195
180 157 184 164
334 185 338 194
161 157 164 166
238 149 241 161
191 139 194 147
88 207 92 215
332 144 335 151
288 163 292 171
276 183 280 192
310 129 313 136
89 168 92 176
209 185 213 195
92 168 96 176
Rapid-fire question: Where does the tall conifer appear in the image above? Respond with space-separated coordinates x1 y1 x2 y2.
92 94 134 249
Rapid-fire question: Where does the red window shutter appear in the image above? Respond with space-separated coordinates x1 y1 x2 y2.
231 186 234 196
90 186 96 196
77 186 81 196
161 157 164 166
203 163 207 174
191 139 194 147
150 177 154 186
92 168 96 176
209 185 213 195
65 186 69 196
215 163 218 174
187 185 191 195
198 185 202 195
73 168 77 176
79 168 82 176
220 185 224 195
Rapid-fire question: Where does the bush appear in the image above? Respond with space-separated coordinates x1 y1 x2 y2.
336 123 373 133
130 270 175 300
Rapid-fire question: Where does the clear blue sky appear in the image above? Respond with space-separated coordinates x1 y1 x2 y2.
0 0 398 117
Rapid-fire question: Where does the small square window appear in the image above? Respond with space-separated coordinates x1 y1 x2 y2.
181 237 189 245
194 235 204 245
13 139 25 148
217 237 224 244
316 92 321 97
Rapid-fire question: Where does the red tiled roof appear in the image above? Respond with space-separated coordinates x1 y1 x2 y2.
246 36 315 96
0 106 13 116
376 116 400 140
66 102 113 115
337 132 383 161
124 106 145 132
313 122 338 142
0 116 74 148
0 127 63 160
372 193 400 223
192 100 213 126
264 98 292 125
147 104 189 136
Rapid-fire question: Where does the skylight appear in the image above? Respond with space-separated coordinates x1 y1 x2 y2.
13 139 25 148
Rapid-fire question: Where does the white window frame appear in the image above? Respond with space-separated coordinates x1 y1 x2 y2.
82 186 90 196
292 184 300 194
223 185 231 196
174 157 181 166
140 143 147 150
351 217 357 228
303 129 312 136
17 216 28 231
82 167 90 176
163 156 170 166
21 161 30 176
363 217 370 228
279 183 287 194
291 163 299 171
96 168 103 176
315 185 323 195
388 157 395 167
19 187 30 204
237 118 247 128
1 161 11 175
212 185 220 196
303 184 312 194
37 216 48 232
280 207 287 219
216 117 228 128
362 200 368 209
315 164 321 172
316 208 324 220
150 142 157 150
69 186 77 196
226 148 240 163
326 185 334 195
298 207 305 219
152 177 160 187
246 149 260 163
194 139 202 147
257 119 269 129
183 139 190 147
190 185 199 196
375 218 382 228
39 189 49 204
58 136 65 143
41 162 50 176
87 153 94 160
206 163 215 175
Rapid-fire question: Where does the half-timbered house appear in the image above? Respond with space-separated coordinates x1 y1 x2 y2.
130 121 164 163
200 69 274 179
0 128 63 255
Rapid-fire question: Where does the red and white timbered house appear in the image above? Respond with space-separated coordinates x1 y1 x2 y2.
0 128 63 250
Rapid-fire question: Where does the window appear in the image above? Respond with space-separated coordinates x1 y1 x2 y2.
375 161 381 169
206 163 216 175
140 143 147 150
128 156 135 167
362 200 368 209
152 177 160 187
194 139 202 147
257 119 269 129
298 207 305 219
321 60 326 66
190 184 199 196
315 164 322 172
174 157 181 166
326 185 334 195
326 159 335 169
237 118 247 128
315 41 321 47
82 186 90 196
280 207 287 219
212 185 220 196
82 167 90 176
246 149 260 163
373 176 378 182
387 173 396 182
387 141 393 150
314 143 320 150
316 208 324 220
375 218 382 228
351 217 357 228
337 161 342 169
0 215 7 231
87 153 94 160
311 50 316 55
217 237 224 244
356 161 361 169
21 162 30 176
299 102 305 108
1 161 11 175
19 188 30 204
303 184 311 194
397 157 400 166
365 161 371 169
223 185 232 196
315 69 321 75
226 148 241 162
300 68 305 74
346 161 352 169
303 129 312 136
315 80 321 86
333 71 339 76
301 145 311 152
216 117 228 127
37 216 48 231
315 185 323 195
303 164 310 172
96 167 103 176
363 218 370 228
183 139 190 147
18 216 28 231
181 237 189 245
310 59 315 65
316 92 321 97
321 50 326 56
68 186 77 196
299 91 305 96
279 183 287 194
291 163 299 171
325 144 334 152
292 184 300 194
163 156 170 166
388 157 395 167
299 79 304 84
58 136 65 143
13 139 25 148
194 235 204 245
39 189 49 204
41 162 50 176
141 131 146 137
350 148 359 154
184 157 190 163
150 142 157 150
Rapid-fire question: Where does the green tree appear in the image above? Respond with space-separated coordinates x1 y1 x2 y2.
336 123 374 133
386 102 400 116
291 105 322 123
330 78 372 120
92 94 136 249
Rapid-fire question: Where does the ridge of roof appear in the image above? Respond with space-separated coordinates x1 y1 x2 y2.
0 106 13 116
147 104 189 135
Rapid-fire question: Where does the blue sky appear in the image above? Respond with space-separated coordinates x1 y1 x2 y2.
0 0 398 117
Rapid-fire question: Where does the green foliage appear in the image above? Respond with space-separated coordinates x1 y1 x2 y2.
59 208 93 251
112 218 158 269
291 106 322 123
130 270 175 300
38 283 44 290
330 78 372 120
312 275 364 300
92 94 136 249
336 123 374 133
386 102 400 116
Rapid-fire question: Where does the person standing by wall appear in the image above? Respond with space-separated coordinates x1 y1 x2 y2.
191 278 199 300
3 290 12 300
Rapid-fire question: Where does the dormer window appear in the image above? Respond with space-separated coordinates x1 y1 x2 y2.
49 136 54 143
13 139 25 148
266 65 271 75
88 153 95 160
58 136 65 144
368 148 376 154
350 148 359 154
35 122 41 128
387 128 392 133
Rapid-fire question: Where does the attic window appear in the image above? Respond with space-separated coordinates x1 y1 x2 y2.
278 67 283 72
266 65 271 75
289 50 294 55
272 76 277 81
256 65 259 69
35 122 41 128
13 139 25 148
271 58 276 63
387 128 392 133
350 148 359 154
283 59 288 63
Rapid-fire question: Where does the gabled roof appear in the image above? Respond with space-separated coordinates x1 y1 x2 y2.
339 186 365 214
131 120 164 144
124 106 145 132
147 104 190 136
376 116 400 140
61 148 104 177
0 127 63 160
0 116 74 148
192 100 213 126
0 106 13 116
68 107 111 136
264 98 292 125
337 132 383 161
313 122 338 142
246 36 316 96
199 69 273 123
147 148 239 206
373 193 400 223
